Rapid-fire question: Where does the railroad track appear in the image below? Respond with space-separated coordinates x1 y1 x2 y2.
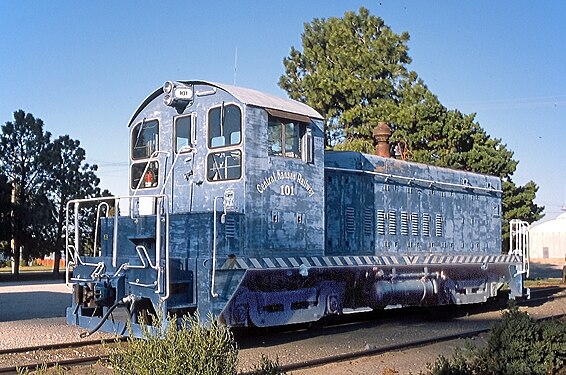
0 337 124 374
243 311 566 375
2 286 564 374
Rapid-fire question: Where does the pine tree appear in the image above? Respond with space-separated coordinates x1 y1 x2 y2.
279 7 544 249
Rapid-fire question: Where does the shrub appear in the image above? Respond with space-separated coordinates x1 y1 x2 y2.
16 364 66 375
425 349 474 375
426 303 566 375
248 354 287 375
110 311 239 375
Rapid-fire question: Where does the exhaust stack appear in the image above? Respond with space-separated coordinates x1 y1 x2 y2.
373 122 392 158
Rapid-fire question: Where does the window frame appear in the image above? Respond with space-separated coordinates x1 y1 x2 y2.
266 110 313 163
207 103 242 149
130 160 159 190
206 149 243 182
173 112 197 154
130 118 160 190
131 118 160 161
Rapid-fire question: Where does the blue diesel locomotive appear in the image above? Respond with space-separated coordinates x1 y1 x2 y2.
66 80 528 335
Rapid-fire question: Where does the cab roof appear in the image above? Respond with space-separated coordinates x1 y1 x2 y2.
128 80 323 127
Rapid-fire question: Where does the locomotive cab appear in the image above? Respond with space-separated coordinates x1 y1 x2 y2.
66 81 328 334
127 80 325 254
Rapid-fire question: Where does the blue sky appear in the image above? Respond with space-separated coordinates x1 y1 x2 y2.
1 1 565 222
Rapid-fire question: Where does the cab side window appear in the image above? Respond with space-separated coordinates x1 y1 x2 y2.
208 104 241 148
207 104 242 182
174 114 195 153
268 114 313 163
131 119 159 189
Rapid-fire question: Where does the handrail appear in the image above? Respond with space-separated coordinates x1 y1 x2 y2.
65 243 104 287
65 198 108 288
510 219 530 277
65 194 171 301
132 150 170 198
159 146 195 214
156 196 162 294
162 199 171 301
324 166 502 193
130 245 158 269
93 202 109 257
112 197 119 267
210 191 236 298
160 146 195 196
128 280 158 288
211 194 233 298
211 196 222 298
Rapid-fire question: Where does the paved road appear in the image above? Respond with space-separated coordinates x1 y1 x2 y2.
0 280 70 322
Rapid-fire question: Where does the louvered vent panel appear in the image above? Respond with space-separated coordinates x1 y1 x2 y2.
411 212 419 236
225 216 236 238
422 213 430 236
388 210 397 235
400 211 409 235
376 209 386 235
435 214 443 237
345 207 355 233
364 208 374 234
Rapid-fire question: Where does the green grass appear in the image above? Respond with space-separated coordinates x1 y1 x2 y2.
0 265 54 273
524 278 563 288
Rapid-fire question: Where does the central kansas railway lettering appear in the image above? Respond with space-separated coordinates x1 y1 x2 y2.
256 170 315 196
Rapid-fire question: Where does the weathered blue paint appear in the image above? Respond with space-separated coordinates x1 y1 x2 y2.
66 81 525 335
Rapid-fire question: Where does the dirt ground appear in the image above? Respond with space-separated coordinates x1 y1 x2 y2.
282 291 566 375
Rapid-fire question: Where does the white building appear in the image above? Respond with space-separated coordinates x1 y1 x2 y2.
529 212 566 259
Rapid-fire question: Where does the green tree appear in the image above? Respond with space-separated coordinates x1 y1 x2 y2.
0 110 52 273
0 174 12 257
0 111 108 273
279 6 411 149
279 7 544 247
502 181 544 253
44 135 108 273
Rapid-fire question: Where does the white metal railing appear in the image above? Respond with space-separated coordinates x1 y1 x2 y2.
510 219 530 277
324 166 503 193
65 194 171 301
132 151 170 197
160 145 195 197
93 202 109 257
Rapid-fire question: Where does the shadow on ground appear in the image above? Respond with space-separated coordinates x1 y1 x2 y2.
0 290 69 322
528 262 564 279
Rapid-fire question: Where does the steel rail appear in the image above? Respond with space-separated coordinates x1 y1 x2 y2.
0 337 125 374
0 355 107 374
0 337 127 356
